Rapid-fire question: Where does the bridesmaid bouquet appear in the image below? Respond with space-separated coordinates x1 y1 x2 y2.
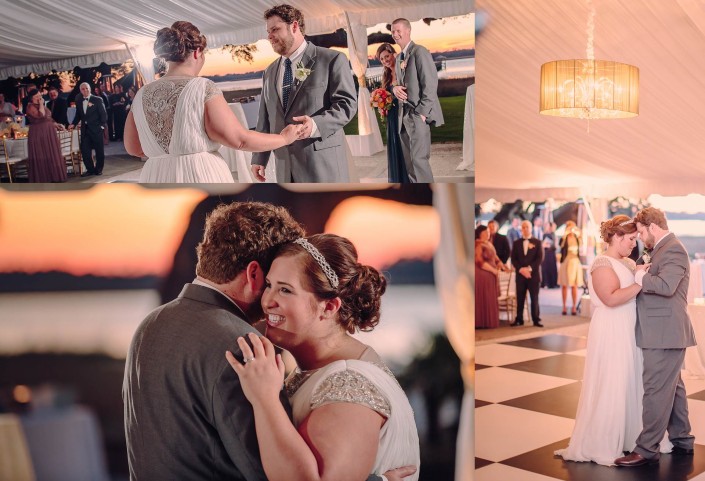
370 88 393 118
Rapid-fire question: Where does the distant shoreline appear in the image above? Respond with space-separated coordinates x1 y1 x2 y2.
221 76 473 102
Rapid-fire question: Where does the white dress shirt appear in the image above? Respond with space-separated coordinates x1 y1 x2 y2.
635 231 671 286
276 40 319 138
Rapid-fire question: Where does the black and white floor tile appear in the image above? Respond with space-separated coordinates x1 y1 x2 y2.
475 334 705 481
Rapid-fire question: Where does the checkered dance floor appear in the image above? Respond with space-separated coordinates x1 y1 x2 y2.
475 334 705 481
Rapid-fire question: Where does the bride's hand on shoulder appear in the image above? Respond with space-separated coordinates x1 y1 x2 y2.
226 332 285 405
280 123 302 145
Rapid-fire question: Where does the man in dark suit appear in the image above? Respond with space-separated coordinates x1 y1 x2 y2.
70 82 107 176
511 220 544 327
488 220 510 265
123 202 305 480
46 87 69 127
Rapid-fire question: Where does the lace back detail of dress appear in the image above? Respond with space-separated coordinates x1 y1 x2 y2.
140 78 192 153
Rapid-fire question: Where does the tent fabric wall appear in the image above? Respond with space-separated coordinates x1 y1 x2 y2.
0 0 472 79
475 0 705 202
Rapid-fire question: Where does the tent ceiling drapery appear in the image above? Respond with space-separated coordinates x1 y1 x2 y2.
0 0 472 79
475 0 705 202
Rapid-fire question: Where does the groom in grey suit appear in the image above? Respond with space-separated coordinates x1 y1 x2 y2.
615 207 696 467
251 4 357 183
392 18 444 183
123 202 305 480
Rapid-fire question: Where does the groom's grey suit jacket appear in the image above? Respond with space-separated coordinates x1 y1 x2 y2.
123 283 271 480
251 42 357 182
636 233 697 349
395 41 444 129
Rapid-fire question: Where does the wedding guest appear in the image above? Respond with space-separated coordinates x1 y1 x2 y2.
111 84 127 141
25 89 67 183
511 220 543 327
375 42 408 183
69 82 108 176
46 87 69 127
391 18 444 182
100 84 115 140
533 217 544 241
541 222 559 288
94 85 111 144
475 225 502 329
506 217 522 251
0 93 16 121
488 220 510 265
559 220 584 315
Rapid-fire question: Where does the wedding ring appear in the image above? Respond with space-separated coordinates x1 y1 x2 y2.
244 357 255 363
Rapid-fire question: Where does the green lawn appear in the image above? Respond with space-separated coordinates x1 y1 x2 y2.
343 95 466 143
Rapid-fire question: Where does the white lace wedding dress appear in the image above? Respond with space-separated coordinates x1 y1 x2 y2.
132 76 235 183
286 347 420 480
555 255 672 466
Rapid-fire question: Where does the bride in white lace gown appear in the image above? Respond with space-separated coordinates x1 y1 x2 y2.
124 21 301 183
226 234 419 481
555 215 671 466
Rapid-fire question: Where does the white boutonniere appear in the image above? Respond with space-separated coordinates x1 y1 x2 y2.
527 243 536 250
641 250 652 264
400 60 407 71
294 61 312 81
87 102 94 108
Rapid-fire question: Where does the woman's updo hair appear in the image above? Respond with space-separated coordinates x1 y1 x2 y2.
475 224 488 239
154 21 207 62
600 214 637 244
276 234 387 334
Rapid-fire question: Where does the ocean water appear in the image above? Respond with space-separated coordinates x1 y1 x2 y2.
215 57 474 91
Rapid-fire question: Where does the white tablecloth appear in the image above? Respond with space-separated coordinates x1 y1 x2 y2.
689 260 705 303
4 130 79 161
21 406 109 481
684 303 705 379
239 97 260 129
218 102 277 183
456 84 474 172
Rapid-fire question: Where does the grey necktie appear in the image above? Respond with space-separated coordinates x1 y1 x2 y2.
282 58 293 109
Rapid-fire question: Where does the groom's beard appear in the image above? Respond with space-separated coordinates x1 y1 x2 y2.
244 301 265 325
643 232 656 250
271 30 295 56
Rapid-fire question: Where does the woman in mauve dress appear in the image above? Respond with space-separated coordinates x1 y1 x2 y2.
25 89 66 183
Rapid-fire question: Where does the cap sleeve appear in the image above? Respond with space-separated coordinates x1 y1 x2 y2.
310 368 391 419
590 256 613 273
204 79 223 102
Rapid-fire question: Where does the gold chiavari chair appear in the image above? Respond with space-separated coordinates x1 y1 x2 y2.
0 138 28 183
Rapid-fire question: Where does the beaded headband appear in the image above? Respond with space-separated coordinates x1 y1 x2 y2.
619 218 634 227
293 238 339 288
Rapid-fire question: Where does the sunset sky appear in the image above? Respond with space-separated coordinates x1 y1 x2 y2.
200 13 473 77
0 187 439 278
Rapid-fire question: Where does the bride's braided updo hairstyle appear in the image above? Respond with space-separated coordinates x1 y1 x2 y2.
154 21 207 63
600 214 637 244
276 234 387 333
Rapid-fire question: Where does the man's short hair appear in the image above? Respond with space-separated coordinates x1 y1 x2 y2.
391 18 411 29
634 207 669 230
264 4 305 34
488 220 498 227
196 202 305 283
